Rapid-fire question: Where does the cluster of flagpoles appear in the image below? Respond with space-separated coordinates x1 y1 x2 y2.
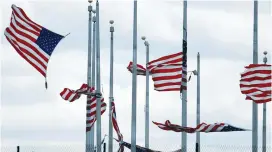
84 0 267 152
3 0 270 151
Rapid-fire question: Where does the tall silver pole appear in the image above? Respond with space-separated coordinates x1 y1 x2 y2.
252 1 258 152
91 12 96 152
141 36 149 148
108 20 114 152
262 51 268 152
196 52 200 152
181 0 187 152
87 2 93 152
131 0 137 152
95 0 102 152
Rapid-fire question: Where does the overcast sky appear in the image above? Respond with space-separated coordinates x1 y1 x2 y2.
1 0 271 152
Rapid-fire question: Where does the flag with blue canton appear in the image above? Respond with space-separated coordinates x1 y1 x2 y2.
4 4 67 89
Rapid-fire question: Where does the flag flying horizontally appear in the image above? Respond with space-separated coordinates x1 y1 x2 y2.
4 4 66 89
127 52 183 91
240 64 272 103
60 84 107 132
127 61 147 76
153 120 249 133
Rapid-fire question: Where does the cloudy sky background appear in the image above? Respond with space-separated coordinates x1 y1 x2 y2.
1 0 271 151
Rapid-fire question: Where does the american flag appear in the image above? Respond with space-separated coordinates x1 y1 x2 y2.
127 61 147 76
110 98 123 143
240 64 272 103
4 4 65 88
153 120 249 133
147 52 183 91
180 40 187 92
60 84 107 131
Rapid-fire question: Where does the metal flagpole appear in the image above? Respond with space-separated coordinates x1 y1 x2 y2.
108 20 114 152
87 1 93 151
196 52 200 152
262 51 268 152
131 0 138 152
95 0 102 152
252 1 258 152
141 36 150 148
91 11 97 152
182 0 187 152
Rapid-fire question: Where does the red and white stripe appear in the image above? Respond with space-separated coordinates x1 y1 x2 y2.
147 52 183 91
127 61 147 76
60 84 107 132
153 120 247 133
4 4 50 77
111 101 123 141
152 120 195 133
240 64 271 103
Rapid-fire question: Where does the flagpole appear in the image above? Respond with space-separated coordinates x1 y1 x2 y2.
131 0 138 152
108 20 114 152
141 36 150 148
181 0 187 152
91 12 97 152
87 1 93 151
252 1 258 152
95 0 102 152
262 51 268 152
196 52 200 152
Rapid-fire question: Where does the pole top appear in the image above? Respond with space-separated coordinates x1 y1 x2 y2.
88 0 93 3
109 20 114 24
141 36 146 40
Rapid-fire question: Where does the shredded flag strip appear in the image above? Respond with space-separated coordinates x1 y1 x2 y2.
153 120 249 133
60 84 107 131
4 4 66 88
240 64 272 103
110 98 123 152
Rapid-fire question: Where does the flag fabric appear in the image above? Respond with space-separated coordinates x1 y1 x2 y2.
126 52 183 91
118 141 160 152
240 64 272 103
127 61 147 76
110 98 123 152
153 120 249 133
117 141 182 152
152 120 194 133
147 52 183 91
180 40 187 92
60 83 107 131
4 4 65 88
